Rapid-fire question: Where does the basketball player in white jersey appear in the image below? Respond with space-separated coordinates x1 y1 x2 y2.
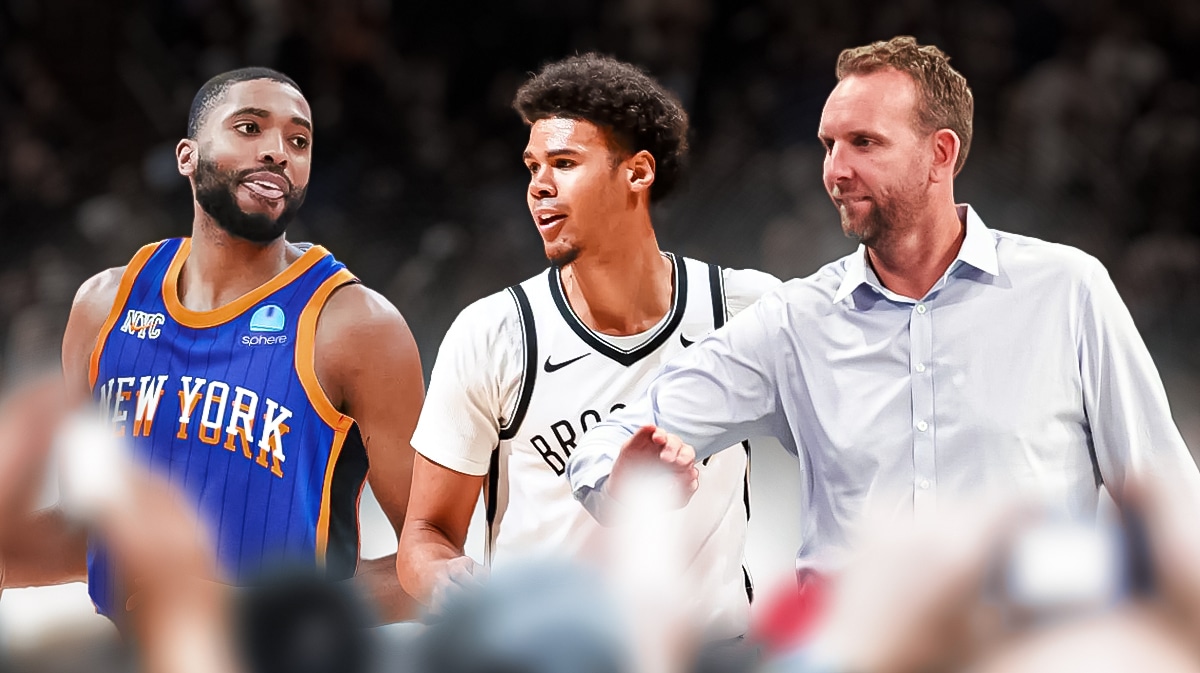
397 53 780 642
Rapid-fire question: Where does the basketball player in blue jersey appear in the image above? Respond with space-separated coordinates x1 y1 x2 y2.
397 54 780 650
5 67 423 626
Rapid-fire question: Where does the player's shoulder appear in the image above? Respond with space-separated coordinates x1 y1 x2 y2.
715 266 783 318
314 281 422 369
720 267 783 300
443 285 527 349
70 239 175 326
72 266 125 316
323 281 399 321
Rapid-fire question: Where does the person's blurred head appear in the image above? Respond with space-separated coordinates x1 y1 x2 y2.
819 36 972 246
178 68 312 244
235 570 374 673
513 53 689 266
415 560 631 673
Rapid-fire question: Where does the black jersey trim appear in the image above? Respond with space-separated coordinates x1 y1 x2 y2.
548 253 688 367
499 285 537 440
741 441 753 603
708 263 727 328
484 448 500 565
741 440 752 520
326 423 369 580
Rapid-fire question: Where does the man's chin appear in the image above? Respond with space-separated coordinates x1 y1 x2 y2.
840 213 868 243
546 245 580 268
211 212 290 244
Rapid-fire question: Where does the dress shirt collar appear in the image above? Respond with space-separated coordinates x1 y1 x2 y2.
833 204 999 305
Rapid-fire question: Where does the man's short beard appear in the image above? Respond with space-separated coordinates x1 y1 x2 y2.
194 158 306 244
841 187 928 249
841 202 890 247
547 246 580 268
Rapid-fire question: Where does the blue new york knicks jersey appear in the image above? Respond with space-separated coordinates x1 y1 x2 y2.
88 238 368 618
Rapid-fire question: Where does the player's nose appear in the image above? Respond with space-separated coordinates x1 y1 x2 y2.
257 130 289 168
529 166 555 198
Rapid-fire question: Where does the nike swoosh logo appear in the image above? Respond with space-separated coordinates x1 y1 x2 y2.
680 334 696 348
543 353 590 373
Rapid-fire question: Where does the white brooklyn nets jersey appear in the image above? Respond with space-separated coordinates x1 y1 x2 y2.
490 254 754 638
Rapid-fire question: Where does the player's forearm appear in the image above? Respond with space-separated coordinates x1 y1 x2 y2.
128 578 243 673
0 509 88 588
353 553 421 623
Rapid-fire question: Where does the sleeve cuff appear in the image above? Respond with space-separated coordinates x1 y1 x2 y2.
412 442 490 477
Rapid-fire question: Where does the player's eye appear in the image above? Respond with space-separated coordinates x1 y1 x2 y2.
234 121 260 135
853 137 873 148
553 159 576 169
526 163 539 175
291 136 310 150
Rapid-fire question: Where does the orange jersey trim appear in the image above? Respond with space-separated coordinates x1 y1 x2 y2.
162 238 331 329
303 268 358 566
294 268 358 428
315 423 353 565
89 242 163 389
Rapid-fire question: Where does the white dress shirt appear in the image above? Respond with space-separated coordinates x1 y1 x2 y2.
567 205 1200 573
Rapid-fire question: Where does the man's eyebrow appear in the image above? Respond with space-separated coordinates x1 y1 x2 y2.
228 107 312 132
229 107 270 119
522 148 581 160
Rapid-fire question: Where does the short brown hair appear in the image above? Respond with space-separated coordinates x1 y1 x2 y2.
836 36 974 175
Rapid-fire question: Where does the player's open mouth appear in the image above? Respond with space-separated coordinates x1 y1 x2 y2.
535 212 567 229
241 172 289 201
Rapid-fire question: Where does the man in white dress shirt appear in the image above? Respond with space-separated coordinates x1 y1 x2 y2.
567 36 1200 578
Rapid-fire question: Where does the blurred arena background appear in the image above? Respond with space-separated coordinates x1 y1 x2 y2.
1 0 1199 664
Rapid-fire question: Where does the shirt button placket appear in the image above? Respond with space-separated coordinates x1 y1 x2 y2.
910 302 936 518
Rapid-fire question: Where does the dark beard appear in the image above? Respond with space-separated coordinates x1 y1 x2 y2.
193 158 306 244
547 246 580 268
841 202 889 247
842 188 928 249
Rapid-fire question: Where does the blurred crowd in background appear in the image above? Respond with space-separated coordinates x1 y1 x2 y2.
4 0 1200 671
3 0 1200 435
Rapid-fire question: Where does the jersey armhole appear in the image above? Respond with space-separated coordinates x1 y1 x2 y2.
88 241 165 390
709 263 728 328
295 268 359 432
498 284 537 440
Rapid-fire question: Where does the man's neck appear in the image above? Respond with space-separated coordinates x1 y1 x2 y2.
867 204 965 300
179 211 299 312
560 225 673 336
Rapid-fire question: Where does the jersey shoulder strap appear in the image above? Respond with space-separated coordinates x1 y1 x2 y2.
498 281 538 441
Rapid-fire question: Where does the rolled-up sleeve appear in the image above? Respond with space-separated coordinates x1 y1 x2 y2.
567 291 790 518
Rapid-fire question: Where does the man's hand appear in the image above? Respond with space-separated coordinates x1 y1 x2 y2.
354 554 421 624
607 425 699 508
430 555 487 616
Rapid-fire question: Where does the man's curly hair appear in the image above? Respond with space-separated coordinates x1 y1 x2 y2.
514 53 689 201
837 36 974 175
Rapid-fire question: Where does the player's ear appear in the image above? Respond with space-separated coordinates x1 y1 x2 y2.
177 139 197 177
627 150 656 194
